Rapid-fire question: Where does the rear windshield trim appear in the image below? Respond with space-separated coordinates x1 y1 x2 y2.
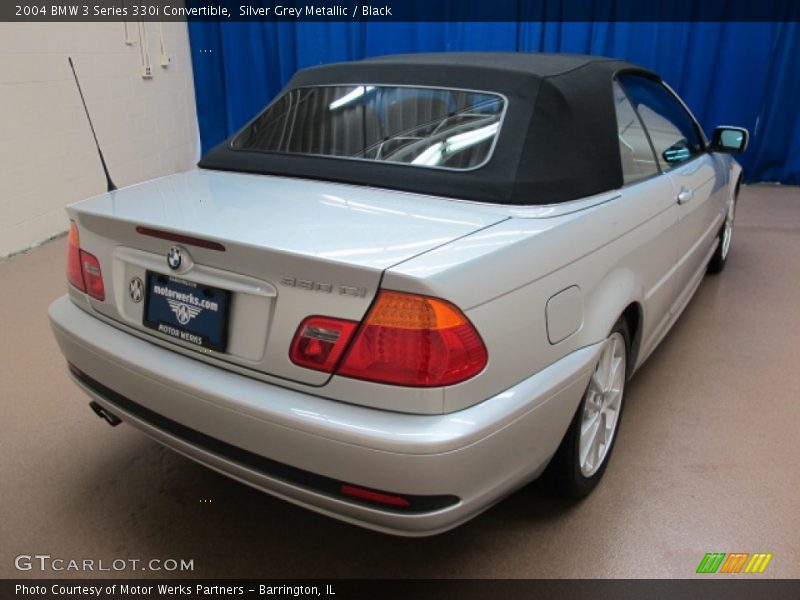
228 83 509 174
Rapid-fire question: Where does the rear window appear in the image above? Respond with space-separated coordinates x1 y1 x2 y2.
231 85 506 170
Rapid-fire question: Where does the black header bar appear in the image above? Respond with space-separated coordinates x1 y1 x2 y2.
4 0 800 22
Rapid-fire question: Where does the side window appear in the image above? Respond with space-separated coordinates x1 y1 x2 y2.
617 74 704 169
613 81 659 184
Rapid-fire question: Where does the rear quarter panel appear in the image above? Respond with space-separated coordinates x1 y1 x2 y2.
384 175 681 413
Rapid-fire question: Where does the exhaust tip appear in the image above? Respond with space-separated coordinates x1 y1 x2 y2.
89 401 122 427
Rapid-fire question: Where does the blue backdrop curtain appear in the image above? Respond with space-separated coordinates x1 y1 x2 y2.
187 21 800 184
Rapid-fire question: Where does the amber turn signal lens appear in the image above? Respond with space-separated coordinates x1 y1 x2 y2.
363 290 468 329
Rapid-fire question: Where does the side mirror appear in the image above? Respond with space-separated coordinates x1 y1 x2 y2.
710 126 749 153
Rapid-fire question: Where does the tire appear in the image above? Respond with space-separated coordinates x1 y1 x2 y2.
707 181 739 274
550 317 630 499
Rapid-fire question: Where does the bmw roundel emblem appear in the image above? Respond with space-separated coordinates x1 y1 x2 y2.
129 277 144 303
167 246 183 270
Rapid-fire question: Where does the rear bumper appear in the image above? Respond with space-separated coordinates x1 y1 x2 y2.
49 295 600 536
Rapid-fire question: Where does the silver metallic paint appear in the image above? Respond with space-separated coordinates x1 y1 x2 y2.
50 138 742 532
50 296 600 536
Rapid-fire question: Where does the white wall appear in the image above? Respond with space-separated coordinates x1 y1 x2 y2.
0 22 200 258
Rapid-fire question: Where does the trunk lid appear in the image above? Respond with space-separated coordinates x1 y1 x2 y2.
69 169 506 385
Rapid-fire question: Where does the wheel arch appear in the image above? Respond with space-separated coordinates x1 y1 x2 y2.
580 268 644 372
621 302 643 374
730 160 744 198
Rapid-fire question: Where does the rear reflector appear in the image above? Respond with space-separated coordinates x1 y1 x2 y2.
135 226 226 251
289 316 358 372
339 484 412 508
337 290 488 387
67 362 82 377
66 222 85 292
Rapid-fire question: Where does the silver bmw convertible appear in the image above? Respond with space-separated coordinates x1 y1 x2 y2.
49 53 747 536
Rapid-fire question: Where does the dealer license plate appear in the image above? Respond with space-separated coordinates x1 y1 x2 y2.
143 271 230 352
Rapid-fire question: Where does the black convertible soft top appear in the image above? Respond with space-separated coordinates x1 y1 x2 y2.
199 53 657 205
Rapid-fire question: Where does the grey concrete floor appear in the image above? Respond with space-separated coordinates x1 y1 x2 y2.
1 184 798 579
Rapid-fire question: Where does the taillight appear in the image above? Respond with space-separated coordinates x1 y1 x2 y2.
289 316 358 372
67 222 85 292
289 291 487 386
66 221 105 301
80 251 105 300
338 290 487 387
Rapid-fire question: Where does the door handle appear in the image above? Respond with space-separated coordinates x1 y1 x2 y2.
677 188 694 204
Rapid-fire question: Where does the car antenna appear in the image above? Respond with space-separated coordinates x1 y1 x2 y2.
68 56 117 192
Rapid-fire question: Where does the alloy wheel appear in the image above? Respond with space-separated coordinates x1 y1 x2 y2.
721 196 736 260
579 332 626 477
